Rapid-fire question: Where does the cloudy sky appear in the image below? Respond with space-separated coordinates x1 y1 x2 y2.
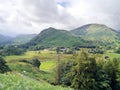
0 0 120 36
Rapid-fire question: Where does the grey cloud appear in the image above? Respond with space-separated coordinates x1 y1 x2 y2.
0 17 6 23
21 0 59 23
65 0 120 30
19 0 75 25
0 0 120 36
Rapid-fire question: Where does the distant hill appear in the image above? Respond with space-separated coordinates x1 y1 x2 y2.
12 34 37 44
71 24 120 43
0 34 12 44
26 27 87 48
2 24 119 47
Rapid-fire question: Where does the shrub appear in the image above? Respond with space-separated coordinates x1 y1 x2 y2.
30 58 41 68
0 56 11 73
115 47 120 54
19 59 41 69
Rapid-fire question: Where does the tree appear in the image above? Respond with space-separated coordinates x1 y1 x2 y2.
115 47 120 54
63 50 111 90
95 70 111 90
104 58 120 90
0 56 11 73
30 58 41 68
2 45 25 56
55 47 61 85
72 53 97 89
58 49 120 90
60 60 74 86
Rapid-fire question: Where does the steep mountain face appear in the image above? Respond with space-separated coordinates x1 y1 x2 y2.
12 34 37 44
27 27 86 47
71 24 119 43
0 34 12 44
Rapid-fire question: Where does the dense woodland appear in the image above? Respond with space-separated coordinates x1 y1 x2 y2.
59 50 120 90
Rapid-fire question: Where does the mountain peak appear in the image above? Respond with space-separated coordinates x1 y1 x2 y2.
27 27 85 48
75 23 108 30
86 23 106 26
47 27 56 29
71 23 118 42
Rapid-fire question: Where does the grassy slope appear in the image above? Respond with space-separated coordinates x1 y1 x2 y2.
12 34 37 44
105 53 120 59
71 24 119 43
27 28 85 47
84 25 117 42
0 73 72 90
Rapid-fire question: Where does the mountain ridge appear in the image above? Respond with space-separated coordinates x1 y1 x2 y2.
1 24 120 47
71 24 119 43
26 27 87 48
0 34 12 44
12 34 37 44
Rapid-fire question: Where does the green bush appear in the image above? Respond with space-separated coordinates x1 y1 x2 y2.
30 58 41 68
0 56 11 73
19 59 41 69
115 47 120 54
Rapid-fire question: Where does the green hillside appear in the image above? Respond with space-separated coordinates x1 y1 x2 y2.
0 73 71 90
0 34 12 44
27 27 86 48
12 34 37 44
71 24 120 43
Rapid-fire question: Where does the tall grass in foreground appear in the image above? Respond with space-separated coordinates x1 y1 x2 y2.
0 73 72 90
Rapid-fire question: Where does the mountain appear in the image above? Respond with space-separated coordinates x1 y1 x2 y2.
12 34 37 44
27 27 86 48
0 34 12 44
71 24 120 43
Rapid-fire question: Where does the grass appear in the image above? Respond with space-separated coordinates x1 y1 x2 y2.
0 72 72 90
4 50 72 85
7 61 55 83
40 60 56 72
5 50 71 62
5 50 72 75
105 53 120 59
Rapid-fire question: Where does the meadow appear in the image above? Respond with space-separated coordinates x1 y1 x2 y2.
105 53 120 59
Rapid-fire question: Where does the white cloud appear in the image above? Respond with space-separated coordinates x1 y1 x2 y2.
0 0 120 36
65 0 120 29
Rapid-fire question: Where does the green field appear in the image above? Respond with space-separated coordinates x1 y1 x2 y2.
105 53 120 59
0 50 72 90
5 50 71 61
40 60 56 72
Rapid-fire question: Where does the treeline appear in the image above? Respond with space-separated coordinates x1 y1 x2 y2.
0 45 25 56
19 58 41 69
55 50 120 90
